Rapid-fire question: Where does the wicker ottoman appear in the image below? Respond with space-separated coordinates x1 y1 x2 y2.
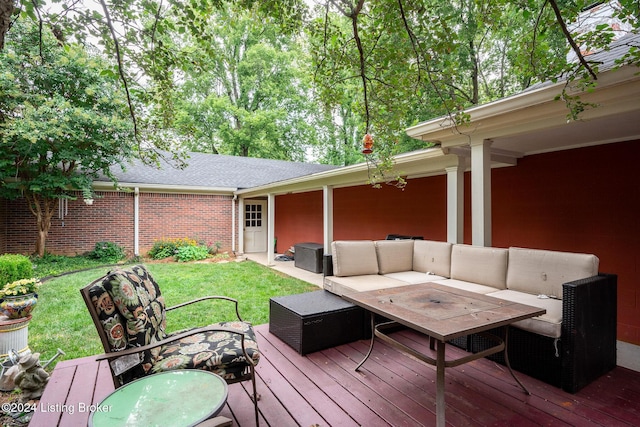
294 242 324 273
269 291 365 355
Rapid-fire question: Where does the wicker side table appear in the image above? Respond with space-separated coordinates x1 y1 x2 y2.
269 291 365 355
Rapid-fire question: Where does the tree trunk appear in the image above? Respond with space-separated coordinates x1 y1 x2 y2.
26 194 57 257
0 0 13 50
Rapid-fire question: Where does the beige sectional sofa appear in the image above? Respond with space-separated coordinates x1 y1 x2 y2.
323 239 617 393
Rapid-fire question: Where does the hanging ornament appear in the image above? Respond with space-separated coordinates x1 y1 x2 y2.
362 133 374 154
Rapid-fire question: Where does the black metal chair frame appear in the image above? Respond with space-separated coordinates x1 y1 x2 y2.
81 276 260 426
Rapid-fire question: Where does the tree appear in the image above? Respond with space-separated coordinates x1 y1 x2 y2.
0 0 637 169
173 5 325 161
0 21 134 256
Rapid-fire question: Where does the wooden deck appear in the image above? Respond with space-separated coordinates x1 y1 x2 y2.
31 323 640 426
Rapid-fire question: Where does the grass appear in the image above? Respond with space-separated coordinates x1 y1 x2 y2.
29 260 318 369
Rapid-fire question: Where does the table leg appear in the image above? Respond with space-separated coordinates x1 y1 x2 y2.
355 312 376 372
436 340 446 427
502 326 531 395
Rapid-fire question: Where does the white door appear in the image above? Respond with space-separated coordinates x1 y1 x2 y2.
244 201 267 252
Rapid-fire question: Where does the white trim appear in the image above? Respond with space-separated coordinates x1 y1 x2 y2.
323 186 334 254
267 194 275 266
134 187 140 256
93 181 236 195
617 340 640 372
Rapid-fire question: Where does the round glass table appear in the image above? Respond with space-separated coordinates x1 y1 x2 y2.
89 370 228 427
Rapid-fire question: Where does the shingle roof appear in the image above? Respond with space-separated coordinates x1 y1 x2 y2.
101 152 338 190
527 32 640 91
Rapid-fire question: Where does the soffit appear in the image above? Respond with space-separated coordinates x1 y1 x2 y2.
406 65 640 157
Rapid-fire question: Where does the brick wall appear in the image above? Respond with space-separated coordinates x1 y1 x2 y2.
0 198 6 253
1 191 235 256
138 192 233 254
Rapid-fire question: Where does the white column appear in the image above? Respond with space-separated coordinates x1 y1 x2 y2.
267 193 275 266
445 157 464 244
238 197 245 254
471 139 492 247
323 185 334 254
134 187 140 256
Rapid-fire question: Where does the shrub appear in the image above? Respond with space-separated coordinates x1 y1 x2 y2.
148 237 198 260
0 254 33 286
175 245 210 262
88 241 126 263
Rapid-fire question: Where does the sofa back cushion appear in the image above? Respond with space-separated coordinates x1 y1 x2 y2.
412 240 453 277
450 244 508 289
375 240 414 274
331 241 379 277
506 247 599 299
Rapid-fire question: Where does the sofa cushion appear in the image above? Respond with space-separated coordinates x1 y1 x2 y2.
412 240 452 277
384 271 447 284
331 241 379 277
323 275 407 296
506 247 599 299
488 289 562 338
375 240 414 274
432 278 503 295
450 245 508 290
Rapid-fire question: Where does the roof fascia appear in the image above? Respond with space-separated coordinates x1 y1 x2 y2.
406 65 640 147
235 147 460 198
92 181 237 195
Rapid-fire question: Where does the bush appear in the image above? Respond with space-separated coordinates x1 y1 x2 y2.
148 237 198 260
0 254 33 285
88 241 126 263
175 245 210 262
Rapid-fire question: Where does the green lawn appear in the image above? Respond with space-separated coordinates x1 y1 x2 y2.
29 261 318 369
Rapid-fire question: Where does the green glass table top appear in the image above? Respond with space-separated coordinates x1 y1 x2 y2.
90 370 228 427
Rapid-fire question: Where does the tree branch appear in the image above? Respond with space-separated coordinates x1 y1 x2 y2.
98 0 140 143
548 0 597 80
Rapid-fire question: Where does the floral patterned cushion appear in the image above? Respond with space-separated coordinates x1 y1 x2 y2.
102 265 168 370
151 320 260 380
88 265 260 382
88 280 128 352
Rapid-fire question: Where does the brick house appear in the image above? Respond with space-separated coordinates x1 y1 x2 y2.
0 154 337 256
1 28 638 371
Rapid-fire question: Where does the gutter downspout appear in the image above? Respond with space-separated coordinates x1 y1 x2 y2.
232 195 237 253
134 187 140 256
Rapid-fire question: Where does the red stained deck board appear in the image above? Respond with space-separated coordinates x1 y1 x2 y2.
30 323 640 426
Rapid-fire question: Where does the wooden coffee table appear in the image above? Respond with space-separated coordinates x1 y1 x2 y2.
343 283 546 427
89 370 228 427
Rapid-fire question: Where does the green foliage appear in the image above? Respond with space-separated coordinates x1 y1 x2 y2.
175 245 210 262
0 20 134 255
173 4 324 161
148 237 199 260
31 254 109 278
88 242 126 264
0 254 33 286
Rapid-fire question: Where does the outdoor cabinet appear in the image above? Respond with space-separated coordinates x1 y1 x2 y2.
269 291 365 355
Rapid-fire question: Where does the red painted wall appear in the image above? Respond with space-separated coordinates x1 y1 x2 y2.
274 141 640 346
274 191 324 253
492 141 640 345
274 175 448 252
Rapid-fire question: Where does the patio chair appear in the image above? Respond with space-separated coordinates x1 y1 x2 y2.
80 264 260 425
